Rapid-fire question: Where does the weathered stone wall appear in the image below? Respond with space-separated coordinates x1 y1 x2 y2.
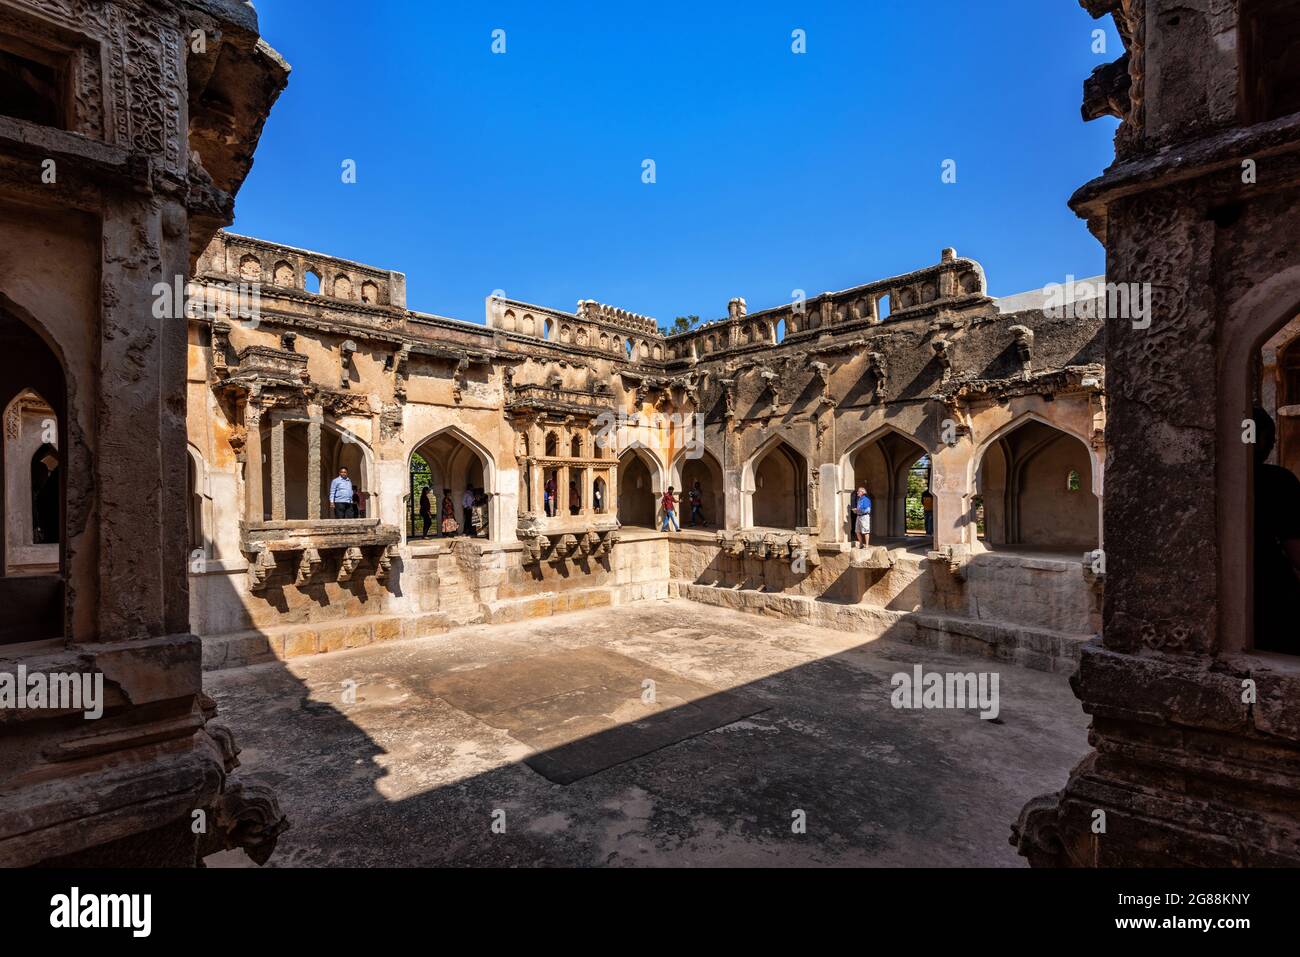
186 230 1108 681
0 0 291 866
1013 0 1300 868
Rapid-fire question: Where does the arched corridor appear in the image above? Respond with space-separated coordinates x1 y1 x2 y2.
0 307 66 644
677 448 724 529
846 429 930 542
618 449 658 528
748 440 806 530
975 418 1099 553
258 419 373 520
410 428 491 539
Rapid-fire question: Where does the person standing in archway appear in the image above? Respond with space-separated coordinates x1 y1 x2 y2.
853 486 872 547
921 488 935 537
440 488 459 537
688 480 704 527
462 486 475 532
419 486 433 538
661 486 680 532
1253 408 1300 654
329 467 354 519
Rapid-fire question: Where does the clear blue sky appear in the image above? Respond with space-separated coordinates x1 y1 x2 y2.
233 0 1119 326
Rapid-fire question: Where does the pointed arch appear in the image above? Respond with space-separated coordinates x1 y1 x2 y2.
185 443 212 559
617 446 666 528
971 412 1099 551
0 294 68 644
1220 265 1300 652
670 445 724 529
839 425 931 541
970 411 1101 497
409 424 500 542
740 434 808 530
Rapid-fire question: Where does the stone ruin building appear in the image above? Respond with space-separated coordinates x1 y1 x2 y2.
1012 0 1300 867
0 0 1295 869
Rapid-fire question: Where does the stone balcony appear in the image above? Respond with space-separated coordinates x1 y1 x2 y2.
240 519 401 590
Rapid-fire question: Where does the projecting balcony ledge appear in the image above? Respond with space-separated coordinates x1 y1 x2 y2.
240 520 403 591
242 519 401 552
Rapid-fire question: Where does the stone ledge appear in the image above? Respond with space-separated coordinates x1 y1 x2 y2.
671 580 1089 674
201 582 674 671
201 612 451 671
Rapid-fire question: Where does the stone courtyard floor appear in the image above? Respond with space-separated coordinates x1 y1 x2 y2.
205 598 1089 867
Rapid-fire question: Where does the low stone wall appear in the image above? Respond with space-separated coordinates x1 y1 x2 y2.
195 530 1098 674
667 536 1098 673
196 532 671 670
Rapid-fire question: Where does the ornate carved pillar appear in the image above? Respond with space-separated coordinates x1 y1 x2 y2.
245 402 265 524
270 414 286 521
307 415 321 520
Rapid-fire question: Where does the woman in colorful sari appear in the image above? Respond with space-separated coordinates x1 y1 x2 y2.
440 488 459 537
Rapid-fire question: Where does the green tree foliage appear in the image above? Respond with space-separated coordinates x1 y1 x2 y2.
660 315 701 336
905 456 931 532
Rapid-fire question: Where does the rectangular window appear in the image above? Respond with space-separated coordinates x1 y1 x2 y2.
0 37 69 129
1239 0 1300 124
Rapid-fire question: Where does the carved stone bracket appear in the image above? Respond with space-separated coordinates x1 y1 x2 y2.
1009 324 1035 374
337 546 364 582
247 546 276 591
518 527 620 565
926 544 969 582
295 547 321 586
716 530 819 564
375 544 399 581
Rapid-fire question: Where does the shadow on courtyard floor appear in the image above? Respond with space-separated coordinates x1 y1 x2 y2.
203 600 1088 868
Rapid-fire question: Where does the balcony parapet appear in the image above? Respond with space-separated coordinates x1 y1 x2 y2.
240 519 401 590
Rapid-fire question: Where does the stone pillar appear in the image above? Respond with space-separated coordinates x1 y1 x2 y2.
1013 0 1300 868
929 441 968 550
307 415 321 520
818 463 842 542
270 415 286 521
245 403 265 524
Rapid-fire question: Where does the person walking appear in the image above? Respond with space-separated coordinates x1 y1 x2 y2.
688 480 704 527
853 486 872 547
439 488 459 537
329 467 354 519
660 486 680 532
419 486 433 538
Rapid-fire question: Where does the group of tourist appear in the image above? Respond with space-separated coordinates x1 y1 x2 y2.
418 484 492 539
657 481 708 532
541 476 608 517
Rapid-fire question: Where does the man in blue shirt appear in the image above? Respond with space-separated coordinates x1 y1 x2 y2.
329 467 355 519
853 486 872 547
